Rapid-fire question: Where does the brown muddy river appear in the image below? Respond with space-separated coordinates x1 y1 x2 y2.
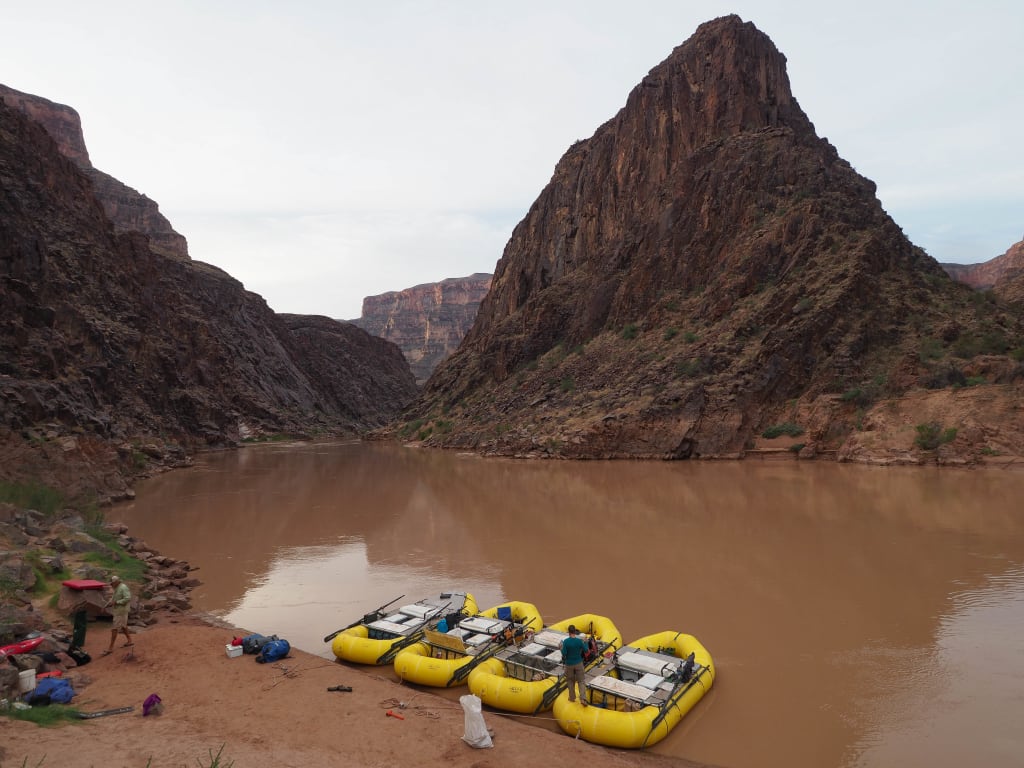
112 440 1024 768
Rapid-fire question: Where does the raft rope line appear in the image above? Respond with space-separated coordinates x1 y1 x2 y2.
261 661 338 691
378 696 448 720
376 694 560 727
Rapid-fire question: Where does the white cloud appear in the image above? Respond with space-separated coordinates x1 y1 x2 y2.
2 1 1021 318
175 208 514 318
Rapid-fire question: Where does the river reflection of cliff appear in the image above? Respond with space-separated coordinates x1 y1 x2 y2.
114 442 1024 768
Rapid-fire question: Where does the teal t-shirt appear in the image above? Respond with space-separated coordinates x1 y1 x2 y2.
561 635 585 665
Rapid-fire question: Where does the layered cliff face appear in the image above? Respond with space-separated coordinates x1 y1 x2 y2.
411 15 1024 461
943 238 1024 304
351 273 492 384
995 240 1024 305
0 83 189 261
0 96 417 498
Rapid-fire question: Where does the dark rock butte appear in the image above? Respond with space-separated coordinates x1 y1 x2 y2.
409 15 1023 460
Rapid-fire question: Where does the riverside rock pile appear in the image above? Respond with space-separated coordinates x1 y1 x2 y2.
0 501 198 701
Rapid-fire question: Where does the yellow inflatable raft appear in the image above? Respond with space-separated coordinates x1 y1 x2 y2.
467 614 621 714
393 600 543 687
330 591 476 666
552 630 715 749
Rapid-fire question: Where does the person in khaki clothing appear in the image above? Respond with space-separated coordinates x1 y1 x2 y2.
103 575 133 655
560 624 589 706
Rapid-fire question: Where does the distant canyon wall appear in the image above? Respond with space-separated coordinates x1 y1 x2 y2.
351 273 492 384
0 83 189 260
942 237 1024 303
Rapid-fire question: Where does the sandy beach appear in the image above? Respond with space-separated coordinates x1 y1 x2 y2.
1 616 710 768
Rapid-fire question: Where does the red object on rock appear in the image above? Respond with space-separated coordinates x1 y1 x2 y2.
0 636 44 658
62 579 108 590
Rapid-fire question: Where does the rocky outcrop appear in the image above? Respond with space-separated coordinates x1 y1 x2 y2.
0 86 90 166
0 94 417 499
280 313 418 420
995 242 1024 305
0 83 189 260
408 15 1024 462
942 238 1024 304
0 502 199 699
351 273 492 384
84 168 190 260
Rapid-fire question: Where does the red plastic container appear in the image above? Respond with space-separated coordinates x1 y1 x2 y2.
62 579 108 590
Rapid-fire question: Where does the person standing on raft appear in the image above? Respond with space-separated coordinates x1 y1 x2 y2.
561 624 589 706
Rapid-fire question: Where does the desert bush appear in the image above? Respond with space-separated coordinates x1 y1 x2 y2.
840 374 886 407
919 337 944 362
951 329 1010 358
0 574 20 599
543 343 569 367
762 422 804 439
399 418 426 438
841 388 865 405
921 364 966 390
676 359 705 377
968 289 998 314
82 532 148 583
0 480 63 517
914 422 957 450
131 449 148 470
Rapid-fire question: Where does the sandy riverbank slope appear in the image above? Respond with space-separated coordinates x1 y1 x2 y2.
0 617 713 768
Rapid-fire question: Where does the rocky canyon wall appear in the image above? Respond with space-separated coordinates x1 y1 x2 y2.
0 83 189 260
0 91 417 500
408 15 1024 463
351 273 492 384
942 237 1024 303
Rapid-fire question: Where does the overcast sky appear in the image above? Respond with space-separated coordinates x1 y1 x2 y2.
3 1 1021 319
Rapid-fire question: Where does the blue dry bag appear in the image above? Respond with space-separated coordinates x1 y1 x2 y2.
255 639 290 663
